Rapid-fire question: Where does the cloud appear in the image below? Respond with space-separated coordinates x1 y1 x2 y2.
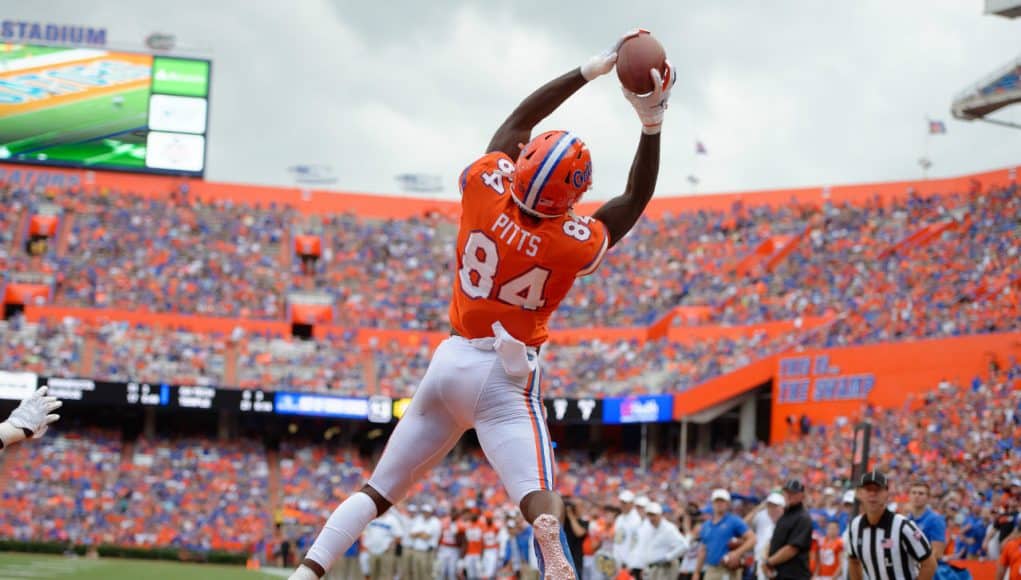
2 0 1019 200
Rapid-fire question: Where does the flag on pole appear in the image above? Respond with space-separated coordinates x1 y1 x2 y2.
687 175 700 185
695 141 707 154
928 120 946 134
918 157 932 170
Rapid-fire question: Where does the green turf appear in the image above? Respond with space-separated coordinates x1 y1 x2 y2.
0 45 68 63
34 135 148 168
0 86 150 164
0 552 282 580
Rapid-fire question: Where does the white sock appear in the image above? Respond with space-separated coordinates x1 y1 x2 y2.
303 491 378 574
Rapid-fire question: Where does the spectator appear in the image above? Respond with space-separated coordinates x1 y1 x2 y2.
563 498 589 576
615 490 642 573
815 521 845 580
634 501 689 579
746 492 786 580
765 480 814 580
695 489 756 580
907 482 947 560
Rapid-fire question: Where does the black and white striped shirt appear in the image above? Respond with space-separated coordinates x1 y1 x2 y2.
848 509 932 580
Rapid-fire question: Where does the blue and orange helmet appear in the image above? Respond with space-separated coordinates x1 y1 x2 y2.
511 130 592 218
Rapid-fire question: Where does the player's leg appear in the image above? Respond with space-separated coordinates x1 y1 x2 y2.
369 552 383 578
291 342 470 580
482 550 496 578
474 365 576 579
438 546 459 579
466 554 482 579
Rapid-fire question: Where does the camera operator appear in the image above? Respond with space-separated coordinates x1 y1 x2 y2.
564 498 590 576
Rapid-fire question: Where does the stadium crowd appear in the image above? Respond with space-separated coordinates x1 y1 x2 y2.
1 182 1017 334
0 312 830 397
1 175 1019 576
0 365 1016 571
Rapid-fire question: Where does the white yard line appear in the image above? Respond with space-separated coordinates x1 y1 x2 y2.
0 49 107 74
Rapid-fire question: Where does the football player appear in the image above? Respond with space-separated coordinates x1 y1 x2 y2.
290 30 675 580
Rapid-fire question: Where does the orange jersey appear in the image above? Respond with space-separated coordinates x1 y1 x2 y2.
1001 538 1021 580
440 520 461 547
816 536 843 577
583 518 605 556
451 152 609 346
464 523 485 556
483 524 500 550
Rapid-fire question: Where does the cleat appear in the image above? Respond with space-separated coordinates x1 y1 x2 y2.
532 513 576 580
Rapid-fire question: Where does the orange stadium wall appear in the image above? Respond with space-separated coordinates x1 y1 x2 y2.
0 163 1015 219
770 332 1021 442
674 356 777 418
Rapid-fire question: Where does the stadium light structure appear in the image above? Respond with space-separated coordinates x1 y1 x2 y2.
951 54 1021 130
986 0 1021 18
952 3 1021 129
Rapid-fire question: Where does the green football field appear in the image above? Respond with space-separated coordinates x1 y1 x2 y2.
0 45 67 62
0 552 285 580
0 86 150 169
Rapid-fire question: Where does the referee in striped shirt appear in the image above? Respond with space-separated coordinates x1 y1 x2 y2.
848 471 936 580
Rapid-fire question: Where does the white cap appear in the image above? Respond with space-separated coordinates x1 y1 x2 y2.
711 489 732 502
619 490 636 503
635 496 650 508
843 490 856 504
766 492 786 507
824 487 836 496
466 499 477 509
421 505 434 513
645 502 663 515
408 504 419 513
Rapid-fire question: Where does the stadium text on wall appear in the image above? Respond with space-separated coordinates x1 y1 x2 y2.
0 21 107 46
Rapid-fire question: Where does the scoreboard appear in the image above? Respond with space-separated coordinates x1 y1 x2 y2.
0 373 676 425
0 43 211 176
40 377 274 414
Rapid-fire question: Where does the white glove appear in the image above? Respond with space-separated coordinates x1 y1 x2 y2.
580 28 648 81
623 61 676 135
6 386 62 438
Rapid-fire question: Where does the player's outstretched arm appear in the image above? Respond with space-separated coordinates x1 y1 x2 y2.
593 63 676 248
487 30 642 158
0 387 62 452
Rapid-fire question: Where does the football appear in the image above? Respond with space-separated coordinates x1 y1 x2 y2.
616 31 668 94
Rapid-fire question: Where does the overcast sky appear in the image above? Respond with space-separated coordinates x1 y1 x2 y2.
5 0 1020 200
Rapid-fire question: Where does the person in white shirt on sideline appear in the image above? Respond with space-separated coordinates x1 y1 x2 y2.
406 504 439 579
0 387 61 455
634 502 690 580
745 492 786 580
680 505 705 580
362 509 405 579
614 490 642 573
839 491 855 580
399 504 419 580
420 504 442 579
626 496 651 573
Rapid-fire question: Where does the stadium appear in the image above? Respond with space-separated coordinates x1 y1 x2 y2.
1 2 1020 580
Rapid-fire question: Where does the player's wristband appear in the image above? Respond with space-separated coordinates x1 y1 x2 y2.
0 421 28 448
